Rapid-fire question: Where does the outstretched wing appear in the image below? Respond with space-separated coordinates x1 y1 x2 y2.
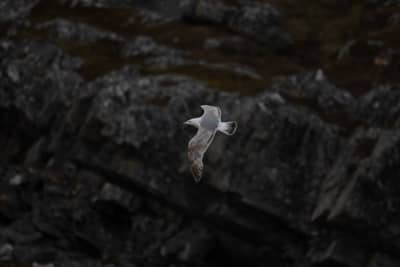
201 105 221 121
188 127 216 182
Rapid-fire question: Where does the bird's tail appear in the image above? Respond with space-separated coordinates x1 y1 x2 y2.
218 121 237 135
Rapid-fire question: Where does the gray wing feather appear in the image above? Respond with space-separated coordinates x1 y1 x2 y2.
188 128 216 182
201 105 221 120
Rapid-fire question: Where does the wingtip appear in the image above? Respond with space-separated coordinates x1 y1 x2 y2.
201 104 215 110
191 165 203 183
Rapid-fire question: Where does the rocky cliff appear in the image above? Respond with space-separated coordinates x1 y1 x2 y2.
1 0 400 266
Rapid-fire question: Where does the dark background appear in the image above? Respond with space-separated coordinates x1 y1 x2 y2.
1 0 400 266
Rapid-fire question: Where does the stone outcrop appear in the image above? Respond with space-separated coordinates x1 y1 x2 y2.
1 0 400 266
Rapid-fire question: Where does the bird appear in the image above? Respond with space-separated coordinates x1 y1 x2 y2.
183 105 237 182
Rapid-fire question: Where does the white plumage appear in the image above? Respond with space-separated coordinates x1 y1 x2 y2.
184 105 237 182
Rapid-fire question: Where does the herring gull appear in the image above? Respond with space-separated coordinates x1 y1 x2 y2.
184 105 237 182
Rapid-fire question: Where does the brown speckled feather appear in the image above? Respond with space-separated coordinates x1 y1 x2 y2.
188 128 216 182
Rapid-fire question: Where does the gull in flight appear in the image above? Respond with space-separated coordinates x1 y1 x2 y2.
184 105 237 182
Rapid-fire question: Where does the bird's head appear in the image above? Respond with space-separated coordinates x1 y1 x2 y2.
183 118 200 128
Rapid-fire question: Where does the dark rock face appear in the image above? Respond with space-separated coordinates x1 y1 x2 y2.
0 0 40 23
182 0 293 51
35 19 124 43
1 0 400 266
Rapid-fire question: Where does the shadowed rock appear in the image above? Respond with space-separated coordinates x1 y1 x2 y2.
182 0 293 51
1 0 400 266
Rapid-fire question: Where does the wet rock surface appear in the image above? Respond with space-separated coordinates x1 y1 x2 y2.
1 0 400 266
